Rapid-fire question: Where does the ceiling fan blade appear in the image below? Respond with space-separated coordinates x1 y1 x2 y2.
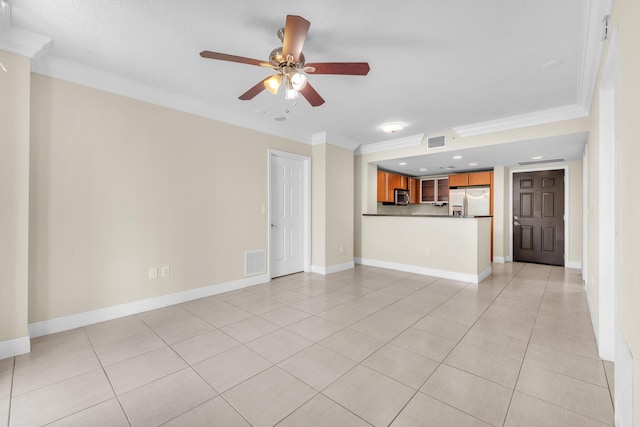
239 77 269 100
305 62 371 75
282 15 310 63
300 83 325 107
200 51 269 67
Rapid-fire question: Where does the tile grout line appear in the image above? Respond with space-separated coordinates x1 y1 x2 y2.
386 264 525 427
501 268 614 426
82 326 134 427
6 357 15 427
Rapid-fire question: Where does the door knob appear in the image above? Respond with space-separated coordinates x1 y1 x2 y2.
513 216 519 220
514 221 520 226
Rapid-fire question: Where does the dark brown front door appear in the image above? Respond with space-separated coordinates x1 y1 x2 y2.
513 170 565 266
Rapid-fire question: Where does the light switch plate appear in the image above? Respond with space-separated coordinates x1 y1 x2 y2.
149 267 158 279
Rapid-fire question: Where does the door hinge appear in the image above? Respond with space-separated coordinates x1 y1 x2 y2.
602 15 611 41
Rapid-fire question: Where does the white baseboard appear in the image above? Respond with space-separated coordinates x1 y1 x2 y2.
565 261 582 269
615 331 634 427
310 261 355 275
493 256 507 264
354 257 492 284
584 285 600 354
0 335 30 359
28 273 270 339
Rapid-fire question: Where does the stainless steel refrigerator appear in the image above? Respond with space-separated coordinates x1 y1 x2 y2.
449 187 491 216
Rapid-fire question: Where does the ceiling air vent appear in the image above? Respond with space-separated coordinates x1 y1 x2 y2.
427 135 446 150
518 158 565 166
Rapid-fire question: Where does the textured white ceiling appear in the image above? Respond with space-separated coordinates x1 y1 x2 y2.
8 0 590 166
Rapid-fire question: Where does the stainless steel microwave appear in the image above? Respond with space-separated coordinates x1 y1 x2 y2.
394 189 410 205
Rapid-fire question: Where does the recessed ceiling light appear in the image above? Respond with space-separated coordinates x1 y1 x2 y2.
382 122 405 133
532 156 543 160
468 162 478 166
419 168 427 172
254 109 266 114
453 155 462 160
399 162 407 166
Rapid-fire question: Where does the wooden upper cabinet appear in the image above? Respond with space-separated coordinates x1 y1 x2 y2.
448 173 469 187
468 171 492 186
377 170 392 202
449 171 493 187
378 170 412 202
394 174 408 190
409 178 419 204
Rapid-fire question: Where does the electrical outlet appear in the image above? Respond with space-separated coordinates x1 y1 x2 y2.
424 248 430 256
149 267 158 279
161 265 170 278
339 244 345 253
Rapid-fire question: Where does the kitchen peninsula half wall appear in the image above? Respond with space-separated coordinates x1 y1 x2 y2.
356 215 492 283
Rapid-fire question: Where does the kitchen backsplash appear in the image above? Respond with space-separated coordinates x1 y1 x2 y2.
377 203 449 215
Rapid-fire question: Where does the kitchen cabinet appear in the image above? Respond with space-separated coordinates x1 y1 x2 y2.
377 170 393 202
377 170 410 202
449 171 492 187
420 177 449 203
409 178 419 204
393 174 408 190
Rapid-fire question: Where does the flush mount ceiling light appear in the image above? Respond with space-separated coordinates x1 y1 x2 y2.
532 156 543 160
399 162 407 166
468 162 478 166
453 155 462 159
419 168 427 172
382 122 405 133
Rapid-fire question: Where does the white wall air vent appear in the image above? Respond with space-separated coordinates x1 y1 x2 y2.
245 250 266 276
427 135 446 150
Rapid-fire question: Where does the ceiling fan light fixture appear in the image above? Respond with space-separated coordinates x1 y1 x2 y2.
264 74 283 94
284 76 300 100
285 87 299 100
291 72 307 90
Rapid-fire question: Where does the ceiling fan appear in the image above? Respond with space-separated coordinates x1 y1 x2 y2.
200 15 370 107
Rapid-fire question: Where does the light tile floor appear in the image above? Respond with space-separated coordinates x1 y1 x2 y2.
0 263 615 426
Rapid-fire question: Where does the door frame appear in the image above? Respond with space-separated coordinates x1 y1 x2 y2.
268 149 311 278
508 165 570 265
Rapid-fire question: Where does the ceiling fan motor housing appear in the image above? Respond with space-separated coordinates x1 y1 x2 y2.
269 47 306 68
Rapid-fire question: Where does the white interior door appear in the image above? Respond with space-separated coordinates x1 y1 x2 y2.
270 153 307 278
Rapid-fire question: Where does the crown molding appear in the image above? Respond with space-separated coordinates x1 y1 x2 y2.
31 55 316 144
576 0 614 112
452 104 588 138
355 133 424 155
310 131 360 151
0 27 51 58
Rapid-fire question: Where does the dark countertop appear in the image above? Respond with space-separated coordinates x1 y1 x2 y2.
363 214 493 218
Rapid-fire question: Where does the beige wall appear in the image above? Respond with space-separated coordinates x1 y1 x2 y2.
325 144 354 266
28 75 310 323
611 0 640 421
0 51 30 342
312 143 354 268
311 144 327 267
